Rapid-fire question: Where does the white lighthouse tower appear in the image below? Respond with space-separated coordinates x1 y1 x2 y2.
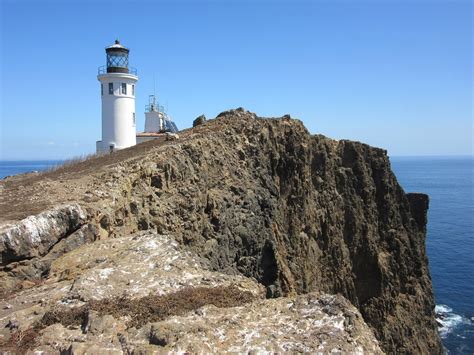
96 40 138 153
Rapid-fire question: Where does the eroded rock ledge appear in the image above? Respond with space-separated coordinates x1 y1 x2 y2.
0 108 442 353
0 232 381 353
0 204 86 266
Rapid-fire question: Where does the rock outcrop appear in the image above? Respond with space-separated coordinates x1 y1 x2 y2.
0 232 381 353
193 114 207 127
0 204 86 265
0 108 442 353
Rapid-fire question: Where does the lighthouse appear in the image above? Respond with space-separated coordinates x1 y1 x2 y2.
96 40 138 153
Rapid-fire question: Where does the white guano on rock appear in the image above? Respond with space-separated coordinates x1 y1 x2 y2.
0 204 86 265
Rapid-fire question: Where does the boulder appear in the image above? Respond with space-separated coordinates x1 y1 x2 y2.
193 114 207 127
0 204 86 266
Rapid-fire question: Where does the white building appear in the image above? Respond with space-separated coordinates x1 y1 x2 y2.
136 95 179 144
96 40 138 153
144 95 164 133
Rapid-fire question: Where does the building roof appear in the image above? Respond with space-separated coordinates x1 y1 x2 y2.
136 132 166 137
106 40 129 51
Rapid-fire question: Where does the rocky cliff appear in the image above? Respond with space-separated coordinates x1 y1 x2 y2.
0 109 442 353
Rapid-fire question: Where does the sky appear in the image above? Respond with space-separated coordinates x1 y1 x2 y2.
0 0 472 160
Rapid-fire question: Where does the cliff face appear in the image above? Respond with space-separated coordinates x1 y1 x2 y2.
0 109 441 353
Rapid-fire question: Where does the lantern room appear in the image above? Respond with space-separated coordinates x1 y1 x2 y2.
105 40 130 74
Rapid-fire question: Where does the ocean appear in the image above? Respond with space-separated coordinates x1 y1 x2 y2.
391 156 474 354
1 157 473 353
0 160 63 179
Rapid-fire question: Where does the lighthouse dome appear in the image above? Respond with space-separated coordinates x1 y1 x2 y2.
105 39 131 74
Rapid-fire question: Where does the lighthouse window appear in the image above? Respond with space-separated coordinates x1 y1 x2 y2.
121 83 127 95
101 84 103 96
132 85 135 96
133 112 136 126
108 83 113 95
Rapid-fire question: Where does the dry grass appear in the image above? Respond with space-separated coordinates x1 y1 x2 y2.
0 327 41 354
0 137 169 223
0 285 255 353
41 285 255 330
0 115 242 224
42 153 99 174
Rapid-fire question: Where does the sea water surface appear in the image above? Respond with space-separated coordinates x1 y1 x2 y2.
0 160 62 179
1 157 473 352
391 156 474 354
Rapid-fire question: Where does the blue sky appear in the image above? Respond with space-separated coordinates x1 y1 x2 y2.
1 0 472 159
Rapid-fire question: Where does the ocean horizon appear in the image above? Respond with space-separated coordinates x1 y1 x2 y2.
0 160 64 179
1 156 473 353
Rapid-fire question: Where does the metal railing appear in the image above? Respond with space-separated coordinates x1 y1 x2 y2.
145 104 165 113
98 66 137 75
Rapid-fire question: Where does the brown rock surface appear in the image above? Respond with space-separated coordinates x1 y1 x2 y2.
0 204 86 265
0 232 380 353
28 292 383 354
0 108 441 353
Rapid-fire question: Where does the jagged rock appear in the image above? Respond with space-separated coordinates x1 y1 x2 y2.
48 232 263 301
0 232 263 328
0 109 441 353
139 293 382 353
407 192 430 229
29 293 383 354
84 311 120 336
165 132 179 141
0 231 379 353
0 222 99 294
193 114 207 127
66 342 123 355
0 204 86 265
